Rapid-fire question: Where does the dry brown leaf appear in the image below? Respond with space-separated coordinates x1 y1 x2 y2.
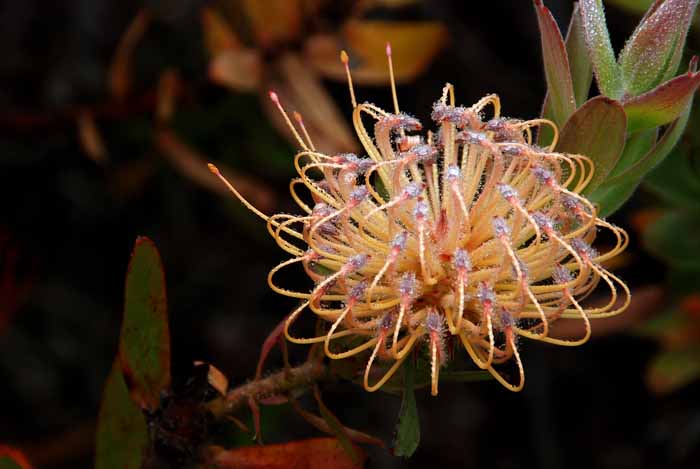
201 6 243 56
155 129 276 213
209 49 262 92
264 53 357 154
193 361 229 396
305 20 447 85
77 111 108 164
241 0 303 48
109 10 150 100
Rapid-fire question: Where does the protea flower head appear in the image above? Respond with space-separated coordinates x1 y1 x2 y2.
210 45 630 394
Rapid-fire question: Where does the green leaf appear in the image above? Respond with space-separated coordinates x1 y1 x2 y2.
590 178 639 217
119 236 171 411
95 362 149 469
534 0 577 127
0 457 22 469
579 0 624 98
605 98 693 185
622 58 700 133
393 360 420 458
567 2 594 106
644 211 700 270
619 0 698 96
646 346 700 394
555 96 627 195
645 146 700 209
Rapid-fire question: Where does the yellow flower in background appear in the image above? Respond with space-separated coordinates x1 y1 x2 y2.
210 46 630 395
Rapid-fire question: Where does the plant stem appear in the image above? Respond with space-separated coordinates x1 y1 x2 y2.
208 361 327 416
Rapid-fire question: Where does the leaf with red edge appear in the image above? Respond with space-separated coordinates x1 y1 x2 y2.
0 446 31 469
95 362 149 469
622 58 700 132
534 0 576 127
539 2 593 146
119 236 170 411
556 96 627 195
208 438 366 469
579 0 623 98
619 0 698 96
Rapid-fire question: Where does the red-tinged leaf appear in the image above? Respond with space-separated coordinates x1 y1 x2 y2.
119 236 170 411
95 362 149 469
534 0 577 127
622 61 700 132
646 346 700 394
208 438 366 469
538 2 593 146
579 0 623 98
555 96 627 195
0 446 31 469
619 0 698 96
255 316 288 380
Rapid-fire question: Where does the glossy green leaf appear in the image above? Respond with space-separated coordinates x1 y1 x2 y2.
606 98 692 185
646 346 700 394
579 0 623 98
95 362 149 469
555 96 627 195
609 128 658 177
119 236 170 411
619 0 698 96
623 60 700 132
393 360 420 458
644 211 700 270
534 0 577 127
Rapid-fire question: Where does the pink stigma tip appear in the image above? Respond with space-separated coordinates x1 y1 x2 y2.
386 42 392 57
269 91 279 104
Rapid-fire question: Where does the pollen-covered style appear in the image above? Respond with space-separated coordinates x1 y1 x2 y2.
209 45 630 394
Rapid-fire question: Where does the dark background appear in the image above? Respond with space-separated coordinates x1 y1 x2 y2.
0 1 698 468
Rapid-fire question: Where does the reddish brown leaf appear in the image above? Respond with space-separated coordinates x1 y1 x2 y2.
209 438 366 469
109 10 150 100
201 6 243 56
156 70 181 124
77 110 108 164
155 129 276 213
209 49 262 92
241 0 302 48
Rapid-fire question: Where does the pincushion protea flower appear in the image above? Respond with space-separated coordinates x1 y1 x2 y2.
209 45 630 395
